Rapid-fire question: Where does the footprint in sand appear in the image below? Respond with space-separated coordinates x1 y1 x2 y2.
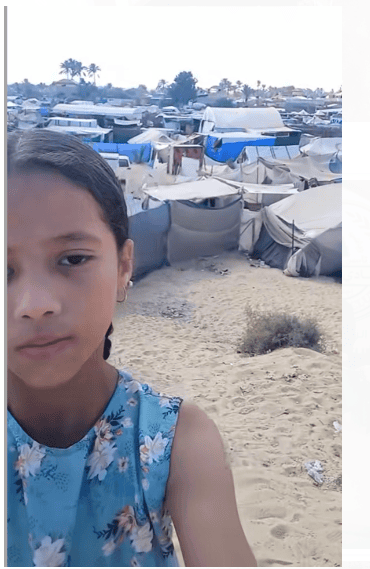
256 506 287 520
271 524 289 539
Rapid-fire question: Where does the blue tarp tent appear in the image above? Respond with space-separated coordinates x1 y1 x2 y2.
92 142 153 163
205 132 276 163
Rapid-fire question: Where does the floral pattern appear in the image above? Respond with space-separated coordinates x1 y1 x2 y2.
32 536 66 567
7 370 183 567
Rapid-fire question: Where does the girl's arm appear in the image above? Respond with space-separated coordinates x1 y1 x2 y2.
164 402 257 567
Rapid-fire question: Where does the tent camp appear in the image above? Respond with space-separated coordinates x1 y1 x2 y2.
240 183 342 276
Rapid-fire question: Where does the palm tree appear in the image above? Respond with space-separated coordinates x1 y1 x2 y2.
242 84 254 103
219 78 232 94
59 57 75 79
88 63 101 85
70 60 87 81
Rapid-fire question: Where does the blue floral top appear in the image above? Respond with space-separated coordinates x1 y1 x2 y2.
7 370 183 567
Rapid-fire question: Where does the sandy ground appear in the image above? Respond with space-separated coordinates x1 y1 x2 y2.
109 250 342 568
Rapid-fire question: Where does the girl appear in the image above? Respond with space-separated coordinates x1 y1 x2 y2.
7 130 257 567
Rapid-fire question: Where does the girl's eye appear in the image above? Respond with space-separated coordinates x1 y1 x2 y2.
59 255 92 267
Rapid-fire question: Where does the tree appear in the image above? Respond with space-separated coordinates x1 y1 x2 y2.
77 78 97 100
242 84 254 103
156 79 168 93
59 58 75 80
213 97 235 108
70 60 87 80
88 63 101 85
218 78 232 94
167 71 197 108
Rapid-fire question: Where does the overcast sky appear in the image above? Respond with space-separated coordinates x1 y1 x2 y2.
7 2 341 91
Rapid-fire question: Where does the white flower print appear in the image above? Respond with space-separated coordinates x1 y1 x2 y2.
118 456 129 473
14 442 46 479
102 538 116 557
126 380 142 394
94 417 114 450
149 511 159 524
128 397 138 407
115 505 137 534
87 440 117 481
130 522 153 553
142 479 149 491
33 536 66 567
161 511 173 538
159 397 172 408
140 432 168 465
121 417 133 428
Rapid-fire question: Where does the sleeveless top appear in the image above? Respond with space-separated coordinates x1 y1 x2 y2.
7 370 183 567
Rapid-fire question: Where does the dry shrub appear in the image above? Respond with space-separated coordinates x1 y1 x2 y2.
237 306 325 356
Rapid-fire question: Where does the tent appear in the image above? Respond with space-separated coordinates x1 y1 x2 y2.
143 178 242 264
125 195 170 279
241 183 342 276
92 142 153 163
257 153 342 185
204 131 276 164
284 223 342 277
200 107 287 133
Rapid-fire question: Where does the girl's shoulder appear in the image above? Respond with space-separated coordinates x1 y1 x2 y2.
116 369 183 413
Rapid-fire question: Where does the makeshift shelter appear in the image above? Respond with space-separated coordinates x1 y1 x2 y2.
257 153 342 186
204 131 276 164
125 195 170 279
92 142 153 163
200 106 301 145
144 178 242 264
284 223 342 277
240 184 342 276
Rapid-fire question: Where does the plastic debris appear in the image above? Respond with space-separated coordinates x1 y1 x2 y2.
333 421 342 433
304 460 324 484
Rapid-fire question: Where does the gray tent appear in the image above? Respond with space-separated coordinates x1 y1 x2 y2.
126 196 170 279
144 178 242 264
284 223 342 277
247 183 342 276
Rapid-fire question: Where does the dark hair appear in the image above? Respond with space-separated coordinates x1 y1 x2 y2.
7 129 129 360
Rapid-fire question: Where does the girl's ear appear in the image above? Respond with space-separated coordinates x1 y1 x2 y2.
117 239 134 292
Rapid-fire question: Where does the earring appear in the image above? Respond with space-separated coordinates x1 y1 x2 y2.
116 288 126 303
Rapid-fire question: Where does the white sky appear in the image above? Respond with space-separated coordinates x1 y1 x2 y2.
7 2 342 91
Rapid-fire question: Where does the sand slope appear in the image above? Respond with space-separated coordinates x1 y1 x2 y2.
110 251 342 567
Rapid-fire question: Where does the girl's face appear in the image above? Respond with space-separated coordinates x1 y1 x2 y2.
7 169 133 389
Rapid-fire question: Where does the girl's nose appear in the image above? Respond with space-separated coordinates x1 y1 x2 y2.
14 286 62 320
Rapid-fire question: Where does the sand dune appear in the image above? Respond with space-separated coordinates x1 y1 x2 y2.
109 251 342 567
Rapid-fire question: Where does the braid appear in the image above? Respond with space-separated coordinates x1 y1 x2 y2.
103 323 114 360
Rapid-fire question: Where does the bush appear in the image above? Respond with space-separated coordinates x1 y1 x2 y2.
237 306 325 356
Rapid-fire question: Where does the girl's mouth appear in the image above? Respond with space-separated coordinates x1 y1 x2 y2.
18 337 78 361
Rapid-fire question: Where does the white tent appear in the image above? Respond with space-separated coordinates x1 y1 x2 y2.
143 178 240 202
200 106 286 133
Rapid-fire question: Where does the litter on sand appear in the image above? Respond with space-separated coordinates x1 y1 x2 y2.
333 421 342 432
304 460 324 484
